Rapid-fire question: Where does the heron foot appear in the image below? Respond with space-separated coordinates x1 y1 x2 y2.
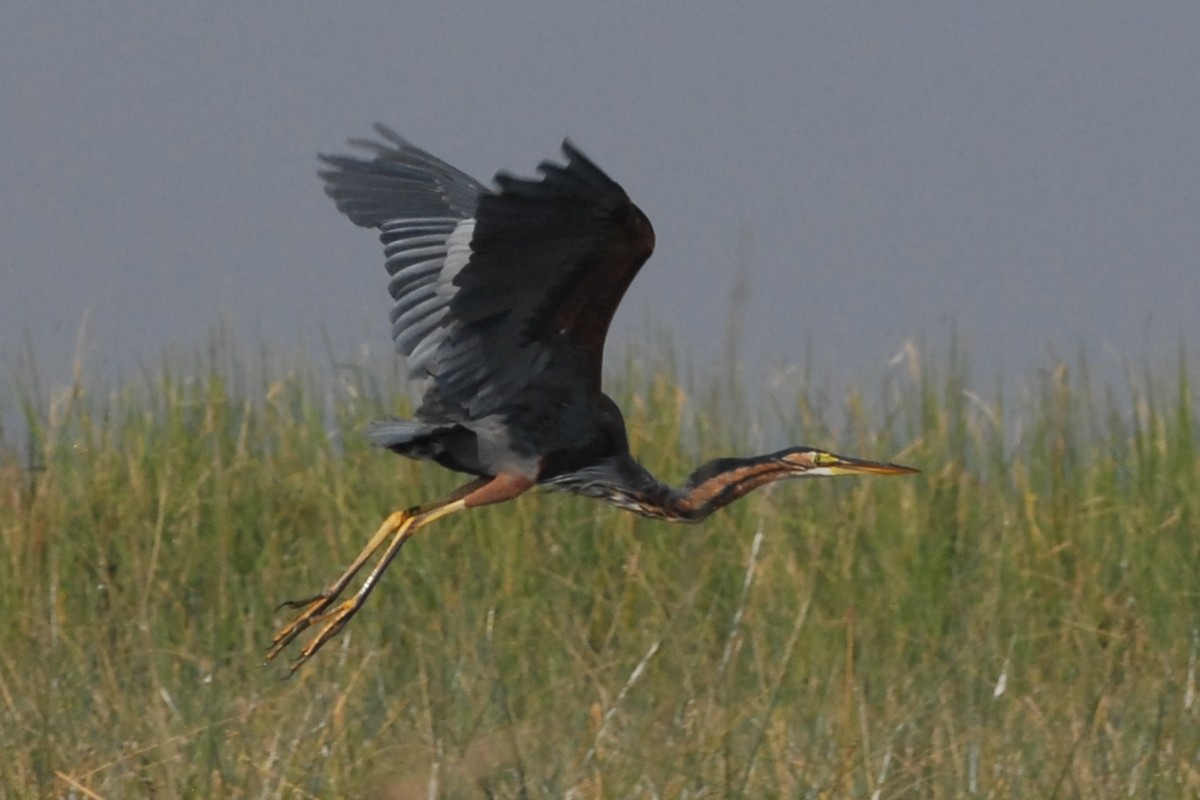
264 488 481 673
266 509 418 670
263 594 365 675
265 592 338 666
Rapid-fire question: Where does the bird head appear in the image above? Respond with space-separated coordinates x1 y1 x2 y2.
772 447 919 478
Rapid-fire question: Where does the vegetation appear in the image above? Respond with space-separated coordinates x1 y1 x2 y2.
2 338 1197 798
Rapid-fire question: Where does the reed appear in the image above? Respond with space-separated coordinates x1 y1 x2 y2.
1 336 1196 797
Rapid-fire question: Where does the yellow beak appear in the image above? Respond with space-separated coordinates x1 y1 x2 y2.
818 452 919 476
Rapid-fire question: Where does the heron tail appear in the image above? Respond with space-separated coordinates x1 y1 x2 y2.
365 418 459 456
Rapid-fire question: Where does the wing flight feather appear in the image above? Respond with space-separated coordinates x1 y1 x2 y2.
319 128 655 425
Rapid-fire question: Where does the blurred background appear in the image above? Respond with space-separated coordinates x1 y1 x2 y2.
4 2 1199 436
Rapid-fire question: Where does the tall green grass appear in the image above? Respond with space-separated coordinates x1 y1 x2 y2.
1 339 1197 798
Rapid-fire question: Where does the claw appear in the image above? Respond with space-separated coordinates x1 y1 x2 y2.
284 596 366 674
265 593 336 663
276 593 329 612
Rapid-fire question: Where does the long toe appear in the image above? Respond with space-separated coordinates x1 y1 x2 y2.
286 597 364 674
276 592 332 611
267 595 336 661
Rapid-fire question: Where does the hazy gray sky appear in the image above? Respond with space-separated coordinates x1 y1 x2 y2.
4 3 1199 424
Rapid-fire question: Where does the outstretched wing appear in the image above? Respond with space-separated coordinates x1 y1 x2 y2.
319 126 655 423
319 126 486 381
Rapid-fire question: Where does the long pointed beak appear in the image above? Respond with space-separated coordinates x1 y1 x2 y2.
823 453 919 476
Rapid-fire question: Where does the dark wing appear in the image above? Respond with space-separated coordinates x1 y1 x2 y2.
433 139 656 418
319 127 655 423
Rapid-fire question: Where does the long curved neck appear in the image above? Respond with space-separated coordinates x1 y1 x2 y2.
547 452 795 523
663 455 797 522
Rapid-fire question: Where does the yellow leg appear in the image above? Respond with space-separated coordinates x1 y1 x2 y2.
265 507 414 663
267 474 532 675
268 501 472 676
273 499 468 674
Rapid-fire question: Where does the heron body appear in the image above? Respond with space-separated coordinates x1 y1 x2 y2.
268 127 916 672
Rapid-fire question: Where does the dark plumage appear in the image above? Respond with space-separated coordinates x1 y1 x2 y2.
268 126 916 672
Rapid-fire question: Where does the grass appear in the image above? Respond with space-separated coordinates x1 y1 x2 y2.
1 337 1198 798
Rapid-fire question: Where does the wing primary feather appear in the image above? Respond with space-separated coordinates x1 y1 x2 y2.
321 130 656 424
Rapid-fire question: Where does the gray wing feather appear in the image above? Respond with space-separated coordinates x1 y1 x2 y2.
320 124 484 221
320 128 484 385
320 128 654 439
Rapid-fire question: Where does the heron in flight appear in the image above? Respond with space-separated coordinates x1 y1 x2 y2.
268 126 916 672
